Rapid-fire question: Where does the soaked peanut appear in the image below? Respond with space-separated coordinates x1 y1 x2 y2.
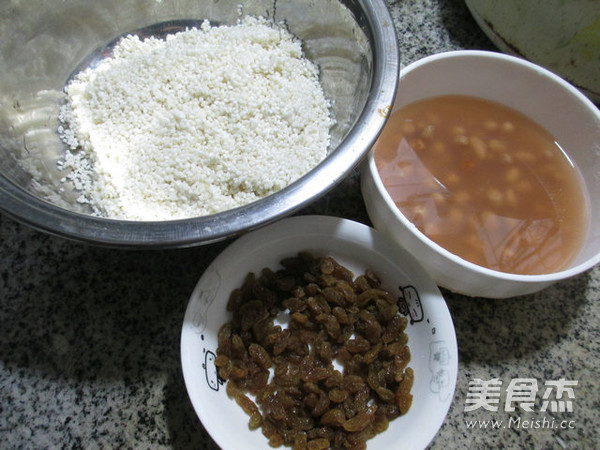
469 136 488 159
451 125 466 135
216 252 412 449
400 121 416 134
374 95 587 275
421 124 435 139
453 134 469 145
488 138 506 152
501 121 515 132
483 119 498 131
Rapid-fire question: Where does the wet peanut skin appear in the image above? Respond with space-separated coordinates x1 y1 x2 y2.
216 252 413 450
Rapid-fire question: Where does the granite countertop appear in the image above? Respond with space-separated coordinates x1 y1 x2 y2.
1 0 599 449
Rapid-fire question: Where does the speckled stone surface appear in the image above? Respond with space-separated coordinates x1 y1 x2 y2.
1 1 599 449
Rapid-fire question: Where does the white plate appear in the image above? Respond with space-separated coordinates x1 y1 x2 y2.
181 215 458 449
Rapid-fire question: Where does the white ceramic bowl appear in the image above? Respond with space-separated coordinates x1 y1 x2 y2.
361 50 600 298
181 216 458 450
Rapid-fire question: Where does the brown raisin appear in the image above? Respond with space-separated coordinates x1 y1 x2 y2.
343 411 372 432
328 389 348 403
248 343 272 369
307 438 330 450
320 408 345 427
217 253 413 449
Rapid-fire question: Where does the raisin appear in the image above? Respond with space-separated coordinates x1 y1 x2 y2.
328 389 348 403
341 375 364 393
217 323 232 356
235 391 261 418
364 269 381 288
337 279 356 301
307 438 330 450
320 408 345 427
291 311 309 325
332 306 350 324
227 288 243 312
324 315 341 340
396 367 414 414
344 336 371 354
216 252 413 449
320 257 335 275
283 297 307 312
292 431 308 450
310 391 330 417
343 411 372 432
231 334 248 360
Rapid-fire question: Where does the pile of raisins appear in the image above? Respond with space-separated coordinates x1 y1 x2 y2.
215 252 413 450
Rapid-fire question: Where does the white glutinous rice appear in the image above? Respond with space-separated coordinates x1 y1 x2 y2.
57 16 333 221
